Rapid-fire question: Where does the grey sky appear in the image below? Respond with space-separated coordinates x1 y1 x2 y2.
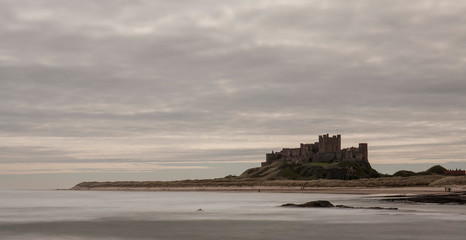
1 0 465 189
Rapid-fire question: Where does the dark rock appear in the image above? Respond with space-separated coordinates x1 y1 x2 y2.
282 201 398 210
334 205 397 210
281 203 300 207
363 207 398 210
282 200 334 208
335 205 354 208
383 194 466 205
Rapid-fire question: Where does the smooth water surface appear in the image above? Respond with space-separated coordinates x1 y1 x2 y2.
0 190 464 239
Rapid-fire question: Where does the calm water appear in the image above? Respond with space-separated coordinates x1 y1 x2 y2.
0 190 464 240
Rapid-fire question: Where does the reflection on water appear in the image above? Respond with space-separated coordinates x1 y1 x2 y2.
0 190 464 240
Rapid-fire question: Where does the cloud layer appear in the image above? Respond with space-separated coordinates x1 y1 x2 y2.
1 0 466 178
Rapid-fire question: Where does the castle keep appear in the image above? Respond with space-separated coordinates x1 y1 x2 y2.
262 134 368 167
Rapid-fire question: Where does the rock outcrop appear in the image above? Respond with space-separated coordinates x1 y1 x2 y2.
382 193 466 204
281 200 398 210
282 200 334 208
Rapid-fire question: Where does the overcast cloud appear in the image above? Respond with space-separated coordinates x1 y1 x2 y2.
1 0 466 188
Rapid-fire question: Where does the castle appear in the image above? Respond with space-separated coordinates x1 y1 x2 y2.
261 134 368 167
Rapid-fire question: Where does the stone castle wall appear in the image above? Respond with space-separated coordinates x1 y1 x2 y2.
262 134 368 167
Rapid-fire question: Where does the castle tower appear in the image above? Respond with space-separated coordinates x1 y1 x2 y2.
319 134 341 152
359 143 368 162
318 135 324 151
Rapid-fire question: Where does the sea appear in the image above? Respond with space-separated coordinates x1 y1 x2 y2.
0 190 464 240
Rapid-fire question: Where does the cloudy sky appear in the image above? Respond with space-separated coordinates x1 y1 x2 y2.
1 0 465 189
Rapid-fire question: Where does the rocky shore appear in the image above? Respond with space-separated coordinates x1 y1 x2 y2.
281 200 398 210
381 192 466 204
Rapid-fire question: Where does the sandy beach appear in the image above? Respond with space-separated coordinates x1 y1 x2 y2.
72 185 466 195
71 175 466 195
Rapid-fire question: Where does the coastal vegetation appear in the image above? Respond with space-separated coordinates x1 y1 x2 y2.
71 148 465 190
393 165 447 177
239 160 379 180
71 170 466 190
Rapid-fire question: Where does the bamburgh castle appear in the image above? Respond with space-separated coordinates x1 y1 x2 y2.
262 134 368 167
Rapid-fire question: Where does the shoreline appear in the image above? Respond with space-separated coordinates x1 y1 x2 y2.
70 185 466 195
70 175 466 195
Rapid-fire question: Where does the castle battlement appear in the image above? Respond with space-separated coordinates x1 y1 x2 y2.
262 134 368 167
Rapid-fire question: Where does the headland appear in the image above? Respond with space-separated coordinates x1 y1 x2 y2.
70 134 466 195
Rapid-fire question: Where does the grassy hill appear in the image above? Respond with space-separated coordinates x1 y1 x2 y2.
393 165 447 177
240 160 380 180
